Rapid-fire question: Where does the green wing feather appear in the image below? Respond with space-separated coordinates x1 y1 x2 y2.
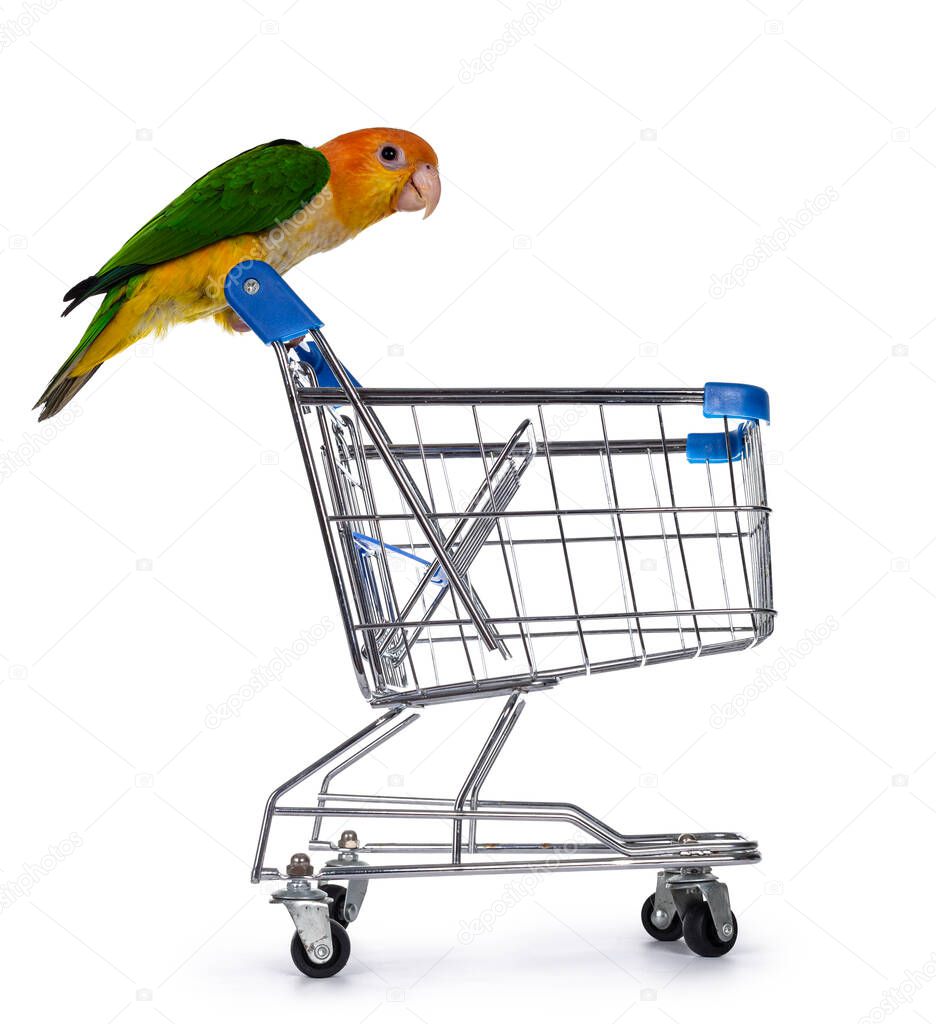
62 139 330 313
37 140 330 420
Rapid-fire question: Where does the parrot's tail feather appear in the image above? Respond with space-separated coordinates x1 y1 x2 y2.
62 273 100 304
62 263 148 316
37 283 132 420
35 367 100 421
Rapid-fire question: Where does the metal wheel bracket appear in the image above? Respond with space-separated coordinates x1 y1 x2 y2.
272 878 334 961
666 868 734 941
345 878 368 922
651 870 680 930
323 846 370 923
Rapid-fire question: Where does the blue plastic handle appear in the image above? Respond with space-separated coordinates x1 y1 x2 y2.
224 260 323 340
686 425 746 463
685 383 769 463
223 260 359 389
703 382 770 423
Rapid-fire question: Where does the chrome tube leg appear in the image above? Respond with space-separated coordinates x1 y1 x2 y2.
251 706 405 883
310 714 420 842
466 698 526 853
451 691 522 864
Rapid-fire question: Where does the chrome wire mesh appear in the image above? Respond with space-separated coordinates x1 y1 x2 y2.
288 354 773 706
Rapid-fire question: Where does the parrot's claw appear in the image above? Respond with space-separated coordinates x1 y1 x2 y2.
215 307 253 333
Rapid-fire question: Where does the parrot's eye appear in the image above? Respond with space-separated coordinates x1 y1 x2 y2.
378 144 405 168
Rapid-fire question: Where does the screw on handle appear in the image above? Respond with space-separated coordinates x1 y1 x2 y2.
224 260 324 342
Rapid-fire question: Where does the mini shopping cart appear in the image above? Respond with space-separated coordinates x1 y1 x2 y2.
225 261 774 977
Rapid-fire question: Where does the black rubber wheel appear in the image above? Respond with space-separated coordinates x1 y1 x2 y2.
681 902 738 957
319 883 351 926
640 894 683 941
290 920 351 978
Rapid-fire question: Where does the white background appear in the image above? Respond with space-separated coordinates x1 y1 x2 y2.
0 0 932 1020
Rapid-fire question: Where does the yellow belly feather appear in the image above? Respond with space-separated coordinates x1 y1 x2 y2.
70 193 358 378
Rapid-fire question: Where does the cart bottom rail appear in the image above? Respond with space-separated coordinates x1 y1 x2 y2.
255 694 760 974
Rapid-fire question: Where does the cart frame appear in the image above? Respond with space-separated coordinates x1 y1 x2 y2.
225 262 774 974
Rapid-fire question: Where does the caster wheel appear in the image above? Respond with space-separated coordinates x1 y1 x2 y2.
290 920 351 978
681 902 738 957
640 894 683 941
319 883 351 926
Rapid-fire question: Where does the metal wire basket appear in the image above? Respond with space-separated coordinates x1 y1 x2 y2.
305 376 772 706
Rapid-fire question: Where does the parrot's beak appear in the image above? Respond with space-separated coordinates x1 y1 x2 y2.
396 163 441 219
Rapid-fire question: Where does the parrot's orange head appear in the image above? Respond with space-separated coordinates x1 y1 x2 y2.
317 127 440 235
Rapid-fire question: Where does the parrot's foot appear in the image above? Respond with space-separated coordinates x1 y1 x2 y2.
214 307 253 333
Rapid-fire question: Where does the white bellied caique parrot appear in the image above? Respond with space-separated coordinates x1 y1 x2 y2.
35 128 440 420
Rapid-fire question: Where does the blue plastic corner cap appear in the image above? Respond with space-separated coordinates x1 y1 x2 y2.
224 260 324 342
703 382 770 423
686 425 746 463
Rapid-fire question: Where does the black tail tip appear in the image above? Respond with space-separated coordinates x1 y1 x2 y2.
63 274 99 303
